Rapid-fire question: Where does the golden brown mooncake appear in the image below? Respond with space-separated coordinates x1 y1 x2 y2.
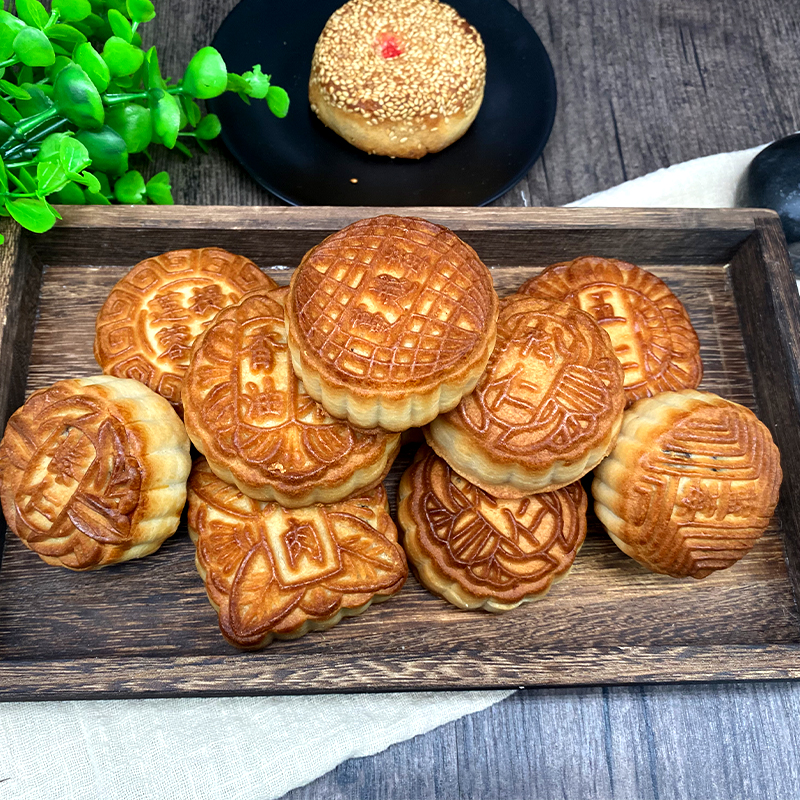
425 293 626 497
182 287 401 507
0 375 191 570
592 390 782 579
187 458 407 649
398 446 587 611
518 256 703 407
285 215 498 431
94 247 277 413
309 0 486 159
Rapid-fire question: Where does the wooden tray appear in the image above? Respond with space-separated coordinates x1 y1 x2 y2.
2 206 800 701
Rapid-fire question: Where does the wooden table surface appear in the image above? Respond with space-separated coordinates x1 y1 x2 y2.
144 0 800 797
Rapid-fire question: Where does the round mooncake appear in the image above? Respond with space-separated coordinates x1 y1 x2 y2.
95 247 277 412
398 446 587 611
0 375 191 570
593 390 782 579
425 293 625 496
182 288 400 507
518 256 703 407
309 0 486 158
286 215 498 431
187 458 407 649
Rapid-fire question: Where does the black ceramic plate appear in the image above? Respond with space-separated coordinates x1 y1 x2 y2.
209 0 557 206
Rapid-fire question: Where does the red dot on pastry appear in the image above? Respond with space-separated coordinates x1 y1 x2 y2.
377 32 404 58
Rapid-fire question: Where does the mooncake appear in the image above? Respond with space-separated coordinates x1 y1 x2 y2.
285 215 498 430
398 446 587 611
0 375 190 570
425 293 625 496
592 390 782 578
518 256 703 406
95 247 277 412
187 458 407 649
182 287 400 507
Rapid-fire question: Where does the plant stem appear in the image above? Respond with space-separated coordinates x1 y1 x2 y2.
103 85 184 106
1 118 67 161
13 107 59 138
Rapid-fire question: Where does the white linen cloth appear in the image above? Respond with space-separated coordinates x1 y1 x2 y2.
0 140 776 800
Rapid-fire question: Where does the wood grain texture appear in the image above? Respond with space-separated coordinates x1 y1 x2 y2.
1 207 799 703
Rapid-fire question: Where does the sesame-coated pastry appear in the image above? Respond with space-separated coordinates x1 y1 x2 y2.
518 256 703 407
398 446 587 612
188 458 407 649
285 215 499 431
95 248 276 414
425 293 626 496
309 0 486 158
0 376 191 570
182 287 401 507
593 390 782 579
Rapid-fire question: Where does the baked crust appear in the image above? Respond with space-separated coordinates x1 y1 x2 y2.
518 256 703 407
0 375 191 570
592 390 782 579
308 0 486 158
187 458 407 649
398 446 587 611
94 247 276 413
182 287 400 507
425 293 625 496
286 215 498 430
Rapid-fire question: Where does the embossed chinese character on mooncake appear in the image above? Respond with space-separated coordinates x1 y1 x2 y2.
183 288 400 507
425 293 625 496
398 446 587 611
593 390 782 579
187 459 407 649
0 376 190 570
285 215 498 431
518 256 703 407
94 248 277 413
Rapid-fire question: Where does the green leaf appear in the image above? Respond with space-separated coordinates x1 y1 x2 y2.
46 24 88 46
0 97 22 125
53 63 104 128
75 125 128 175
149 86 180 148
241 64 270 99
52 181 86 204
73 42 110 92
76 169 101 193
16 85 53 117
0 120 13 147
13 28 56 67
102 36 143 77
107 9 133 43
0 80 31 101
181 96 201 127
58 136 91 173
0 155 8 194
15 167 38 193
113 169 145 203
266 86 289 118
84 188 110 204
126 0 155 24
5 197 56 232
52 0 93 23
195 113 221 140
174 140 192 158
36 161 69 195
182 46 227 99
106 103 151 153
145 170 173 204
47 54 73 81
15 0 50 30
37 132 70 162
72 12 104 38
0 12 27 35
0 23 19 61
144 45 165 90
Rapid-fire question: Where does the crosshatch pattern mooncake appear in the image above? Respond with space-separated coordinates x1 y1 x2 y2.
95 247 277 412
182 287 401 507
285 214 498 431
398 446 588 611
593 390 782 579
187 458 407 649
425 293 625 496
518 256 703 407
0 375 191 570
